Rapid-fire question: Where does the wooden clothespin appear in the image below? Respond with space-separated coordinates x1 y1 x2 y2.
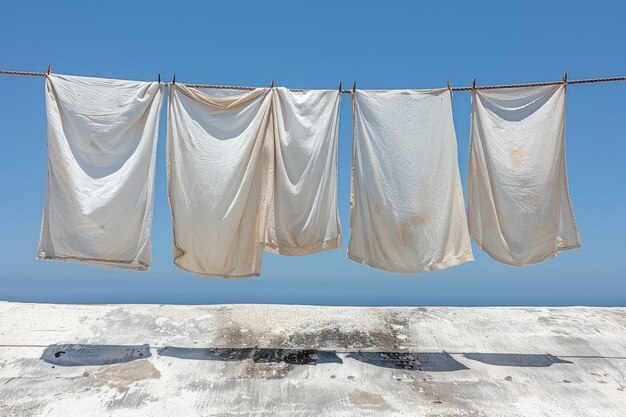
352 81 356 93
447 80 451 91
47 65 51 75
270 78 274 88
172 74 176 85
472 78 476 90
562 72 568 84
338 82 342 92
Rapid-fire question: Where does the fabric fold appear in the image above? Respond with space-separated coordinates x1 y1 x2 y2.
167 85 342 278
348 89 473 273
37 74 163 270
468 85 580 265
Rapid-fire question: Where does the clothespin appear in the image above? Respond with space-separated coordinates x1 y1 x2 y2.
270 78 274 88
472 78 476 90
157 73 160 83
562 72 568 84
47 65 51 75
172 74 176 85
447 80 451 91
352 81 356 93
338 82 342 92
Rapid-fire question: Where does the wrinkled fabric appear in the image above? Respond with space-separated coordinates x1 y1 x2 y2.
38 74 163 270
167 85 341 278
468 85 580 265
348 89 473 273
265 88 342 255
168 85 274 278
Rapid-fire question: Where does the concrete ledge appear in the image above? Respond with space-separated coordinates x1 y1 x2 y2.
0 302 624 416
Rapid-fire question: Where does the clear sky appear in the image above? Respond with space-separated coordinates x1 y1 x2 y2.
1 1 625 306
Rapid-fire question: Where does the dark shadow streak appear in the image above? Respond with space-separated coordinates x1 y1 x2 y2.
157 347 343 365
153 347 468 372
41 344 151 366
40 344 581 372
346 352 469 372
463 353 573 367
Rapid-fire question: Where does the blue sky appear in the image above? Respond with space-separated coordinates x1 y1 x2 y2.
1 1 625 306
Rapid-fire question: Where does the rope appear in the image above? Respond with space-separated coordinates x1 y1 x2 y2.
454 76 626 91
2 68 626 92
452 81 564 91
181 83 256 91
568 76 626 85
180 83 342 93
0 69 46 77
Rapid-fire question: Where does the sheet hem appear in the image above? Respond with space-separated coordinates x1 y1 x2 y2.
346 251 474 274
263 236 342 256
172 260 260 279
36 254 149 271
472 237 581 266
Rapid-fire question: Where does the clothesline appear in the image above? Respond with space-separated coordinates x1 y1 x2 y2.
37 74 581 276
1 68 626 93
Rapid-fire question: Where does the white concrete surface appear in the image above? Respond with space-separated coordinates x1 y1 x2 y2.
0 301 624 416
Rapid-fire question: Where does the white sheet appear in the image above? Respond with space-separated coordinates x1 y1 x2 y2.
468 85 580 265
37 74 163 270
167 85 341 278
348 89 473 273
168 85 274 278
265 88 342 255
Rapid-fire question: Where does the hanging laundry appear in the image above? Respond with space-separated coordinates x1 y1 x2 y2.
168 85 342 277
348 89 473 273
37 74 163 270
168 85 274 278
468 85 580 265
265 88 342 255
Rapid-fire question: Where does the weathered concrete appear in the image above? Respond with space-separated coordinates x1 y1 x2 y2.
0 302 624 416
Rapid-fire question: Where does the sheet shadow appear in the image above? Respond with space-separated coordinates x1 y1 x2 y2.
463 353 573 367
40 344 577 372
156 347 467 371
41 343 151 366
346 351 468 371
157 347 343 365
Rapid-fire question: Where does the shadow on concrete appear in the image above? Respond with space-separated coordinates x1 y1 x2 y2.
347 351 469 372
158 347 467 371
40 344 575 372
157 347 343 365
42 344 151 366
463 353 573 367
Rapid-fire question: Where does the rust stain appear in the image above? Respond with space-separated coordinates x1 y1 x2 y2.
510 146 524 169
